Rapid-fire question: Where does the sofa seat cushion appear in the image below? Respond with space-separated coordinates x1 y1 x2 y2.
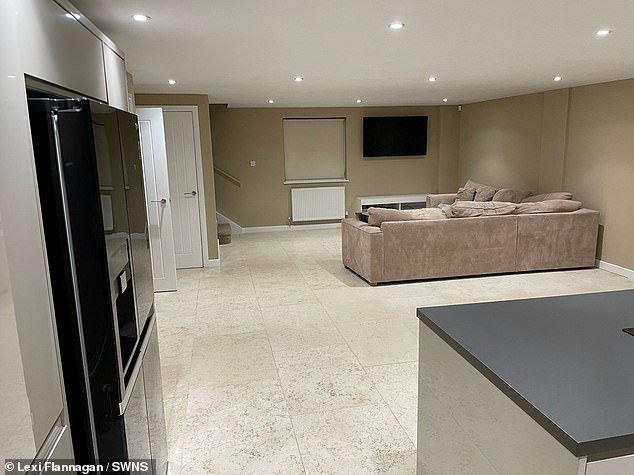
493 188 533 203
447 201 517 218
367 207 446 227
465 179 497 201
521 192 573 202
515 199 582 214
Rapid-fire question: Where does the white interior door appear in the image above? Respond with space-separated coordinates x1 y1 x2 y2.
163 109 204 269
137 108 178 292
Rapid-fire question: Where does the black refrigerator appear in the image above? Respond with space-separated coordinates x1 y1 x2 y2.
27 90 168 474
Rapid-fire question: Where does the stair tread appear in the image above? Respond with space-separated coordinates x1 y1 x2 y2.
217 223 231 235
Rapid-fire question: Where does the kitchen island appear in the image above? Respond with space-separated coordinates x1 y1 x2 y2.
417 290 634 474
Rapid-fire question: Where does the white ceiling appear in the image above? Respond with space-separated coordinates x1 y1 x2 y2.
71 0 634 107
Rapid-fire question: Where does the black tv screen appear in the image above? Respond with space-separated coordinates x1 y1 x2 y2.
363 116 428 157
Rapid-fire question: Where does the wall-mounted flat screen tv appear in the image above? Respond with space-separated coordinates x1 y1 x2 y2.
363 116 428 158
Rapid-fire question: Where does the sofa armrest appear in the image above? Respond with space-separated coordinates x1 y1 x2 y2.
343 217 373 230
426 193 457 208
341 219 384 284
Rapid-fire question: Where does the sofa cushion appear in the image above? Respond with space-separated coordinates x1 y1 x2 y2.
515 199 582 214
456 187 476 201
366 207 446 227
465 179 497 201
493 188 533 203
447 201 517 218
521 192 573 202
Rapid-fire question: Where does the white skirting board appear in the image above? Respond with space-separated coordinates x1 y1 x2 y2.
243 223 341 233
216 212 342 234
596 259 634 280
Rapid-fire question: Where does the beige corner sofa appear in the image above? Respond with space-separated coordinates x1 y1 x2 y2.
342 193 599 286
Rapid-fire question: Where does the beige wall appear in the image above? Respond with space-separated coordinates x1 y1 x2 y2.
563 80 634 269
458 78 634 270
210 105 460 227
459 93 544 191
135 94 219 259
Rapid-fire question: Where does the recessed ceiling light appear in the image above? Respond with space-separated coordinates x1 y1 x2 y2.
7 75 16 79
65 12 81 20
596 29 611 37
293 76 304 82
356 99 362 104
442 98 448 103
553 76 562 82
268 99 275 104
168 79 176 85
388 22 404 30
132 14 150 22
428 76 437 82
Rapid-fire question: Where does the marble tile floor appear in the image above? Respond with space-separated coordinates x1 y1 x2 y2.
155 228 634 474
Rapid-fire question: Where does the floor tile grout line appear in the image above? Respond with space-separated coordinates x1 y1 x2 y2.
362 360 419 369
313 296 417 450
160 271 203 472
247 247 309 475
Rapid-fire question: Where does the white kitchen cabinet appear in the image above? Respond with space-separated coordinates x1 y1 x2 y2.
2 1 70 457
103 45 129 111
0 215 37 461
15 0 107 102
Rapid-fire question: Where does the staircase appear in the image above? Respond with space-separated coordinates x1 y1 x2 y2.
217 222 232 245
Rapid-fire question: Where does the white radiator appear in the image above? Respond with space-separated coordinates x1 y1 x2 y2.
291 186 346 222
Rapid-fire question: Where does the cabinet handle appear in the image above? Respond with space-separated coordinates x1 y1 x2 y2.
151 198 167 205
184 191 197 196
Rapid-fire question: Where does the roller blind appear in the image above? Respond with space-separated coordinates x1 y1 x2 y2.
283 118 346 181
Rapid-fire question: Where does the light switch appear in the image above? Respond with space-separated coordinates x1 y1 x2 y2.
249 160 256 167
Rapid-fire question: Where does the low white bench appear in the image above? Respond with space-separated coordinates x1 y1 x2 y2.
354 193 429 213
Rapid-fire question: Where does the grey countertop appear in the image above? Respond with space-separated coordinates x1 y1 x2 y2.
417 290 634 460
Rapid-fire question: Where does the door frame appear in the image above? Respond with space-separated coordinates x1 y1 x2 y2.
160 105 212 268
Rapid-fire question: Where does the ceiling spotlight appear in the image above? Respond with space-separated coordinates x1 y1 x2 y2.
553 76 562 82
388 22 404 30
595 29 611 37
428 76 437 82
442 98 448 103
132 14 150 22
268 99 275 104
293 76 304 82
356 99 362 104
168 79 176 85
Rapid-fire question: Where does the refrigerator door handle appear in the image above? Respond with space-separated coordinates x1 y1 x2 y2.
119 312 155 416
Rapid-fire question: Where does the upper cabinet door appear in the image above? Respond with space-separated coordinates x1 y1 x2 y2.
16 0 107 101
104 46 129 112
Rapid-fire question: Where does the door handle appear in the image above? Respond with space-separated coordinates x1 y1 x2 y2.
184 191 197 196
151 198 167 205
